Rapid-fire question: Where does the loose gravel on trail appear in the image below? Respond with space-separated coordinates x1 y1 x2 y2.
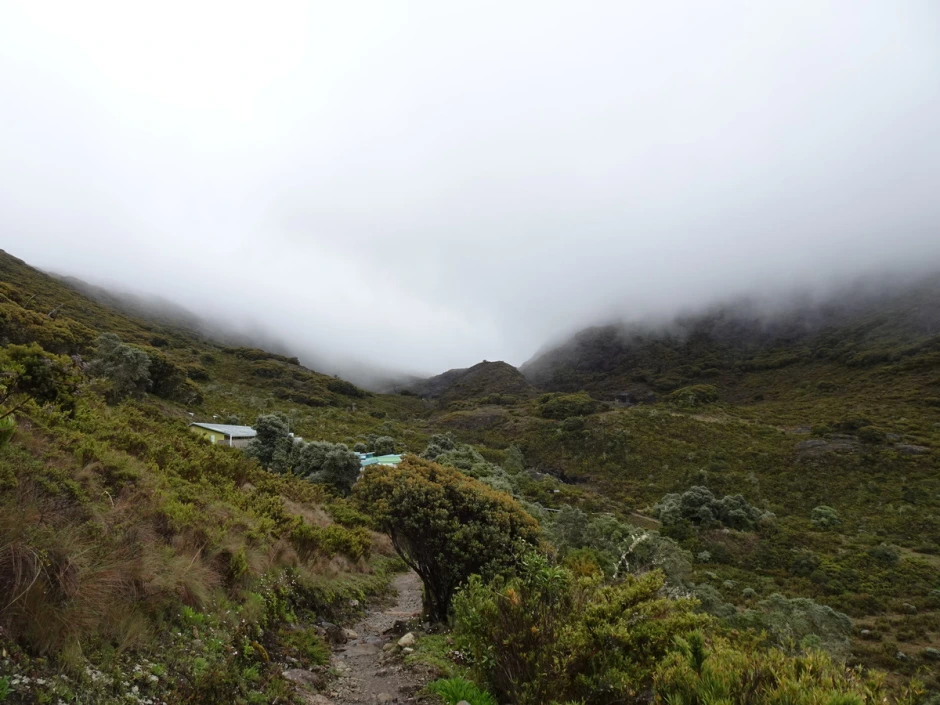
326 571 429 705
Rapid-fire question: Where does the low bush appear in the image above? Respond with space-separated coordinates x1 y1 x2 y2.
0 342 80 418
654 634 906 705
453 552 705 705
545 505 692 586
247 415 361 493
327 378 367 398
666 384 720 407
655 486 772 532
88 333 152 402
537 392 601 420
737 594 854 660
371 435 396 455
428 677 497 705
858 425 888 444
811 505 841 530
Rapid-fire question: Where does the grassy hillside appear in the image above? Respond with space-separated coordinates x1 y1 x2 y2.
0 250 430 703
440 282 940 682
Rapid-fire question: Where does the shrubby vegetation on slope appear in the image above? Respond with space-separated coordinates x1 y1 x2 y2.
545 505 692 586
3 248 940 703
245 413 362 493
654 486 773 532
452 552 705 705
0 251 426 703
653 633 923 705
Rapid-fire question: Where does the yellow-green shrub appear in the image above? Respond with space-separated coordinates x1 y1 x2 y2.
654 634 924 705
452 552 707 705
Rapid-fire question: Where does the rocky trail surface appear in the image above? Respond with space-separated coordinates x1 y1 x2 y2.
290 571 432 705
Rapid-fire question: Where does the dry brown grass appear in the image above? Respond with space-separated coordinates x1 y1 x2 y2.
0 508 139 656
370 530 396 556
281 497 332 527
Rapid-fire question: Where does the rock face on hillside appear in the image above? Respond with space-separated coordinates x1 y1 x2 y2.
408 360 533 405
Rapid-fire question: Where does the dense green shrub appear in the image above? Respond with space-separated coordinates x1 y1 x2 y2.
186 364 210 381
248 415 360 492
424 438 521 495
655 486 771 531
811 505 842 530
545 506 692 586
666 384 720 407
654 634 898 705
0 414 14 448
326 378 367 398
290 521 371 561
146 349 189 400
737 594 854 660
246 414 294 472
225 346 298 365
421 433 456 460
308 445 361 494
353 456 540 621
371 435 395 455
537 392 601 420
858 425 888 444
0 342 79 418
453 552 705 705
867 543 900 565
88 333 152 401
560 415 586 433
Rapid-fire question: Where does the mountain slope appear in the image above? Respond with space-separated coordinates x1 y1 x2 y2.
0 249 429 436
4 247 940 694
407 359 534 405
521 274 940 402
0 249 433 703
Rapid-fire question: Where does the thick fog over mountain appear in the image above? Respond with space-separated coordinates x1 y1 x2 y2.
2 2 939 381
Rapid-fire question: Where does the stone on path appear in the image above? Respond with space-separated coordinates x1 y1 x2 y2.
324 623 348 645
300 696 334 705
283 668 327 690
396 632 415 647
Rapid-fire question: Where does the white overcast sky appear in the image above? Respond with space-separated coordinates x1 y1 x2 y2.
2 1 940 377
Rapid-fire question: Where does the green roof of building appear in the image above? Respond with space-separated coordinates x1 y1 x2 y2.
361 454 402 467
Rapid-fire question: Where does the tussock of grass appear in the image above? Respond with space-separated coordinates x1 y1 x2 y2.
428 677 497 705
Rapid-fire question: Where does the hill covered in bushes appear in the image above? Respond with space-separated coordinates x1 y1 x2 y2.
2 248 940 704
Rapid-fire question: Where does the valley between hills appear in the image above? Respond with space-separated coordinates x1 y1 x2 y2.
1 247 939 704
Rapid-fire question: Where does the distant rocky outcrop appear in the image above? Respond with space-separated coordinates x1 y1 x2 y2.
406 360 534 405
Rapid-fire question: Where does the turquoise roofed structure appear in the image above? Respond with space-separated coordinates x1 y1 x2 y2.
360 454 402 468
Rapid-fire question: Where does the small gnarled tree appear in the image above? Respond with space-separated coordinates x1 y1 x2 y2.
353 455 540 621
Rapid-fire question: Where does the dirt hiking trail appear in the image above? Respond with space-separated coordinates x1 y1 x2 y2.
327 571 430 705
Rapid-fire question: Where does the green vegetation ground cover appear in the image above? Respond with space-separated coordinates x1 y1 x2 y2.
3 249 940 702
